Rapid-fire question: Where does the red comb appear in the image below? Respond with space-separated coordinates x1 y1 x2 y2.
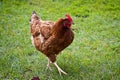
65 14 73 22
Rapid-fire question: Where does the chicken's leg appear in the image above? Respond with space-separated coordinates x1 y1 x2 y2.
54 62 67 75
46 58 52 70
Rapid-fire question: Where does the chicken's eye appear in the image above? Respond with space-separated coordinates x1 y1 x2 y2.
63 20 69 26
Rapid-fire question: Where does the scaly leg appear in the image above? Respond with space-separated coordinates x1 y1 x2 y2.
54 62 67 75
46 58 52 70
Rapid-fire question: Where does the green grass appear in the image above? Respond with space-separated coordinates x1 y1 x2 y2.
0 0 120 80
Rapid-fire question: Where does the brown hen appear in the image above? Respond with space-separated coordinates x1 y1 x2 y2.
30 11 74 75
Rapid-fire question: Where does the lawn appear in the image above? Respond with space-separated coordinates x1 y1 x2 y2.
0 0 120 80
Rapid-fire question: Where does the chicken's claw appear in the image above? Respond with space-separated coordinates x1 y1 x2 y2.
54 62 67 75
46 58 52 71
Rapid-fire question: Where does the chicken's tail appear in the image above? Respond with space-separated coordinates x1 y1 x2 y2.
32 11 36 14
30 11 40 24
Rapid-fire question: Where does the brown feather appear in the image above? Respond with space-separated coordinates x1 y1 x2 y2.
30 12 74 62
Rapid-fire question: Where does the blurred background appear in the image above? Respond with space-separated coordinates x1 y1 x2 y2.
0 0 120 80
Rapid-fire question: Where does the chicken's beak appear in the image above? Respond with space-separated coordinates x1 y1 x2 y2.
72 22 74 25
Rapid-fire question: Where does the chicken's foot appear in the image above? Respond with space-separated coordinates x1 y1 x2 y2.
46 58 52 70
54 62 67 75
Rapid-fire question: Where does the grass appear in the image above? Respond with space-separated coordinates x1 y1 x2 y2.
0 0 120 80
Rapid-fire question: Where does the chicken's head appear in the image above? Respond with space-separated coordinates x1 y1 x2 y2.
63 14 74 28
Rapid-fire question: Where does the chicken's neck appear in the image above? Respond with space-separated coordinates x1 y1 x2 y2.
52 19 70 38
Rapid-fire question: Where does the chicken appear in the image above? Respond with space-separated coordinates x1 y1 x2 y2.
30 11 74 75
